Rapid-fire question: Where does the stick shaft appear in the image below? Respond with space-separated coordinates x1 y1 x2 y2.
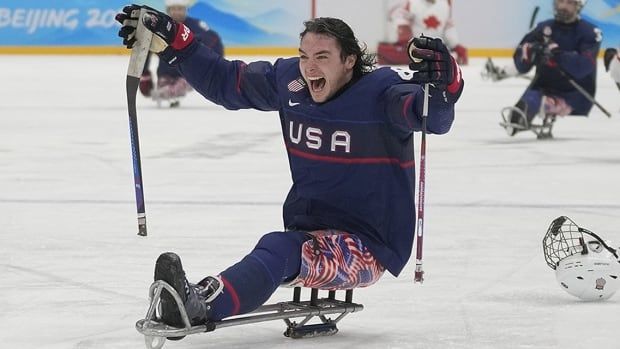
529 6 539 30
556 67 612 117
414 83 429 283
126 9 153 236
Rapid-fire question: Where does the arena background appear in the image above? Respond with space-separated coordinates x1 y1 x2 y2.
0 0 618 56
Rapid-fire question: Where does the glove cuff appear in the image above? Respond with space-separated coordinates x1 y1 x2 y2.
170 22 194 50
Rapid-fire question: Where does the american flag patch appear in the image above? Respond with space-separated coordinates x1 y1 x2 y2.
287 78 306 92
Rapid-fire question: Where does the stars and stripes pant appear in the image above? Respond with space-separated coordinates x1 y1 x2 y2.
208 230 384 321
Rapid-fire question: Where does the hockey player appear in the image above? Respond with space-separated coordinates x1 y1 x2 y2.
116 5 464 331
500 0 601 137
378 0 468 65
139 0 224 107
604 47 620 91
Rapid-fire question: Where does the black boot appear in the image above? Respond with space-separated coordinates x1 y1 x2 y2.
154 252 210 332
503 101 530 136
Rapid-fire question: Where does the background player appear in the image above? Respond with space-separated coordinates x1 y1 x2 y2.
497 0 601 136
139 0 224 107
378 0 467 65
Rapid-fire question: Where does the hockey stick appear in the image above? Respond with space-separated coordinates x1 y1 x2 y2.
529 6 540 30
539 36 612 118
126 8 153 236
413 83 429 283
552 64 612 118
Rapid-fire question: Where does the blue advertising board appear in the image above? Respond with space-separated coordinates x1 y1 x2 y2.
0 0 308 48
0 0 617 54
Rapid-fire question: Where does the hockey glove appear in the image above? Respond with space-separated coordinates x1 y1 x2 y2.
116 4 194 53
407 35 464 103
521 40 559 66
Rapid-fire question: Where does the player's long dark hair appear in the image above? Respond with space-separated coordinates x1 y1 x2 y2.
300 17 375 78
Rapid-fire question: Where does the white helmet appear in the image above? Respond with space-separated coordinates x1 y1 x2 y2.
543 216 620 301
165 0 190 7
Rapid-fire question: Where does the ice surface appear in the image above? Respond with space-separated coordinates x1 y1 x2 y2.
1 55 619 349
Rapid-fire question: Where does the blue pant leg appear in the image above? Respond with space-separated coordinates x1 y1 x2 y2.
207 231 308 321
518 89 543 120
560 89 593 116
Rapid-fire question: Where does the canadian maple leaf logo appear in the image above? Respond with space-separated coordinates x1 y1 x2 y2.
423 15 441 29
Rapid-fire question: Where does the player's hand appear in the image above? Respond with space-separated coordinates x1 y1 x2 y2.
115 4 194 53
522 39 559 66
407 35 464 103
521 41 544 64
407 36 456 86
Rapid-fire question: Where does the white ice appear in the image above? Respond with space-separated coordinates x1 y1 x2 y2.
1 55 620 349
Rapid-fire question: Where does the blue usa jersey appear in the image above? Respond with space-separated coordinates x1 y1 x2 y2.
514 19 601 114
162 42 457 277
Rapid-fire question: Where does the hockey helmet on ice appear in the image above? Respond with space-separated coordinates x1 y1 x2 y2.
543 216 620 301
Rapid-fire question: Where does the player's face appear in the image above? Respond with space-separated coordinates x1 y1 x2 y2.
554 0 579 23
299 33 356 103
166 5 187 22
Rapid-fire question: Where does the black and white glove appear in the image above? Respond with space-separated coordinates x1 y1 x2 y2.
521 39 560 66
407 35 464 103
115 4 194 53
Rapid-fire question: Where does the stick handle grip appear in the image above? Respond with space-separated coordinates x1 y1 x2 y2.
127 9 154 78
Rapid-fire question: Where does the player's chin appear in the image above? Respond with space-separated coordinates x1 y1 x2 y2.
309 90 329 104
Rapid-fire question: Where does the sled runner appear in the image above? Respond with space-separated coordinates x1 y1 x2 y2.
136 281 364 349
499 105 556 140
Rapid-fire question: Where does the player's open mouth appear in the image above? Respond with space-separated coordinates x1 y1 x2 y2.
308 76 326 92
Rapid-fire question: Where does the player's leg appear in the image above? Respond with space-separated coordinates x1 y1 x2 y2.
501 89 542 136
171 77 193 95
155 75 174 99
155 75 192 106
154 231 309 327
139 70 154 97
542 95 573 117
205 231 309 321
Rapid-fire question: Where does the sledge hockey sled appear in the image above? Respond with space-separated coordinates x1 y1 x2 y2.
481 58 507 82
499 106 556 140
136 280 364 349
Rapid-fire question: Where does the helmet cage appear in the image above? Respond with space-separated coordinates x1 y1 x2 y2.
543 216 618 270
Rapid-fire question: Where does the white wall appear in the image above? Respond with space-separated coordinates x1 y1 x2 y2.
315 0 389 52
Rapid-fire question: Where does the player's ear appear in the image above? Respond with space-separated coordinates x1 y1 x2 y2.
344 54 356 70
